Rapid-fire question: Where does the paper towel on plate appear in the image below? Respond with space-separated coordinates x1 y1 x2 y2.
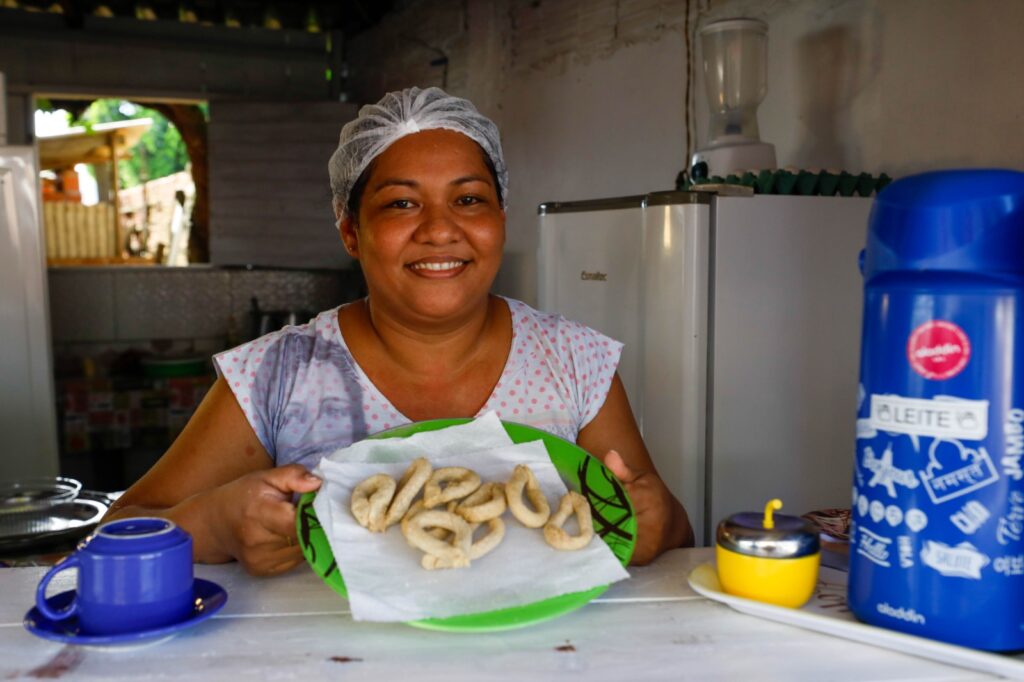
326 411 515 463
312 415 631 622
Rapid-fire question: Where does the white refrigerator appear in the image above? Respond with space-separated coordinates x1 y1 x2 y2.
0 146 60 481
538 191 872 545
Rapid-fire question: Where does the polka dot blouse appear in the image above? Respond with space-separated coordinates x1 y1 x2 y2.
213 297 623 472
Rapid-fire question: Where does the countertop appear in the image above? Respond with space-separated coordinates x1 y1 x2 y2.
0 548 1005 681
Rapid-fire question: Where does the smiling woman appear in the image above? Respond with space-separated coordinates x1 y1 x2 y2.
339 129 506 335
103 87 693 575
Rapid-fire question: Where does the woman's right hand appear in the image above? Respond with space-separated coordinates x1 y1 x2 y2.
205 463 322 576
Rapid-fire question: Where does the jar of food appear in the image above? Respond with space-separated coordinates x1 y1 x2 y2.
716 499 820 608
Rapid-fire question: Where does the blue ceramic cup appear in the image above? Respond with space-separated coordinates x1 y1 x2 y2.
34 517 194 635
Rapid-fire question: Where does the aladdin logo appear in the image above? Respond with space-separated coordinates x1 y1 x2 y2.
580 270 608 281
913 343 963 359
907 320 971 380
877 602 926 625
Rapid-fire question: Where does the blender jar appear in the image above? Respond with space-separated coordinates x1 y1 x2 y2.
700 18 768 147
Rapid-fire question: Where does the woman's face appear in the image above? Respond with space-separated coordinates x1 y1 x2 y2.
340 129 506 326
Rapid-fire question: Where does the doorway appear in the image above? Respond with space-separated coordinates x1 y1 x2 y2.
36 95 217 492
35 96 208 266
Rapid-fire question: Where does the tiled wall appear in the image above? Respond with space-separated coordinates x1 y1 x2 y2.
48 266 365 349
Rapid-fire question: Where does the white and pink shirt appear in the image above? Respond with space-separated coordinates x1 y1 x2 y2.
214 297 622 471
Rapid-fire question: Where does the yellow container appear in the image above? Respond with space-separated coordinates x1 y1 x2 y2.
715 499 820 608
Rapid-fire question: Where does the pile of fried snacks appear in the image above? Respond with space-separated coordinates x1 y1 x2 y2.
350 458 594 570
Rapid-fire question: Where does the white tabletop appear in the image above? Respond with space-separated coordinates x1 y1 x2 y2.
0 549 1001 681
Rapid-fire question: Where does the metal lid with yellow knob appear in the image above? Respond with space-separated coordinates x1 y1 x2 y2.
716 499 820 559
715 500 822 608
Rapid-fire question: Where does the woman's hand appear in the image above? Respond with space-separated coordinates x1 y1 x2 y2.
205 464 322 576
578 374 695 565
599 450 691 565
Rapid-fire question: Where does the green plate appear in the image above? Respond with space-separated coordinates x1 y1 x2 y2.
296 418 636 632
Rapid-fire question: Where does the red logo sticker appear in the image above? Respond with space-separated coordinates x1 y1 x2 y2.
907 320 971 380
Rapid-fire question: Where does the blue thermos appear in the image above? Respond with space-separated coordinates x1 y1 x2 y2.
848 169 1024 650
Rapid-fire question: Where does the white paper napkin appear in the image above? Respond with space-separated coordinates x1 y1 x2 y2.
312 414 631 622
327 410 514 463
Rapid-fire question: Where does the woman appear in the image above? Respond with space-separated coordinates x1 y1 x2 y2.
106 87 693 574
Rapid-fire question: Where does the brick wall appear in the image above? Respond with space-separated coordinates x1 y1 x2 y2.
345 0 469 103
508 0 686 72
346 0 692 106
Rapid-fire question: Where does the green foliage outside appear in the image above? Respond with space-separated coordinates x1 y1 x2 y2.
71 100 206 189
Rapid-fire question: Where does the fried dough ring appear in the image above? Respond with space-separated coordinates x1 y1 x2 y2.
403 510 472 568
423 467 481 508
384 457 432 528
422 517 506 569
401 499 429 535
467 517 505 560
402 500 456 539
456 482 506 523
543 491 594 550
351 474 397 533
505 464 550 528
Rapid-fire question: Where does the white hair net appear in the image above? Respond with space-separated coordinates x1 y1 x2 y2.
328 86 508 221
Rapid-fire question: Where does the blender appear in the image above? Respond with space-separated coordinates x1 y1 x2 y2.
691 18 776 180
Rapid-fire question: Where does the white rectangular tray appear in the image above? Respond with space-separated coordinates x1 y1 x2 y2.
688 562 1024 680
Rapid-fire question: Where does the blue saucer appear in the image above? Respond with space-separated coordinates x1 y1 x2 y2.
24 578 227 647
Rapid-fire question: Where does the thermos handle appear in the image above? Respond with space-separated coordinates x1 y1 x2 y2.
858 248 866 276
35 556 81 621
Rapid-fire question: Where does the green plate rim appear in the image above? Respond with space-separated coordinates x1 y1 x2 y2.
296 418 636 632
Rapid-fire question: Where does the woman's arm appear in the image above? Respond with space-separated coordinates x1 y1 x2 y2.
577 374 694 565
105 377 320 574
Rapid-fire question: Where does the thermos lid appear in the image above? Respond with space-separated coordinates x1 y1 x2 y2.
863 169 1024 279
716 499 820 559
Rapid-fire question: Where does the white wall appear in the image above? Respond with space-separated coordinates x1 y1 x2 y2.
750 0 1024 177
498 35 687 302
347 0 1024 305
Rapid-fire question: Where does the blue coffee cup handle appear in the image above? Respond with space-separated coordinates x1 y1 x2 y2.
35 556 81 621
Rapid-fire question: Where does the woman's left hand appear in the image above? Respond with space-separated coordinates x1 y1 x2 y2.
599 450 687 565
579 374 694 564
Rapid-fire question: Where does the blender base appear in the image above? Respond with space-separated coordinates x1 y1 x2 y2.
692 141 777 179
